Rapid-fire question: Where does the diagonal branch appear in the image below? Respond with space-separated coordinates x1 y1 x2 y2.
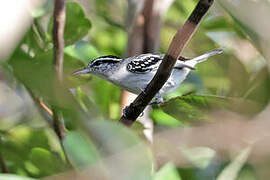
119 0 215 126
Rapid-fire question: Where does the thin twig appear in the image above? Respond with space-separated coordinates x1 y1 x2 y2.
39 98 53 116
52 0 71 167
32 96 53 125
52 0 66 140
119 0 215 126
52 108 66 141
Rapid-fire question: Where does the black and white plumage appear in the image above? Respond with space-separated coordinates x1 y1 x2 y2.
73 48 223 103
127 54 162 73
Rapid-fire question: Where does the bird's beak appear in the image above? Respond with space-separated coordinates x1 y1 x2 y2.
183 64 196 70
72 67 90 75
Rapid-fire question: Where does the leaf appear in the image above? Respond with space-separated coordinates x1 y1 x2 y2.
203 16 246 38
155 163 182 180
180 147 216 169
244 67 270 108
29 148 65 176
64 2 92 45
0 126 66 177
0 174 36 180
64 41 99 63
93 27 126 56
217 0 270 60
86 120 153 180
75 87 103 120
217 147 251 180
90 77 121 117
226 56 250 97
151 109 183 127
63 131 100 168
48 2 91 46
160 95 262 124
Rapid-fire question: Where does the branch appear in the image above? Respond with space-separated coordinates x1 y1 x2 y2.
0 155 8 173
52 0 66 140
52 0 71 167
53 0 66 81
27 88 53 126
119 0 215 126
142 0 174 53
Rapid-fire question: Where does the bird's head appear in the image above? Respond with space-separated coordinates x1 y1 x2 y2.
72 55 122 77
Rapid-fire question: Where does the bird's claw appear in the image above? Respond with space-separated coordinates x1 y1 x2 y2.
123 106 129 118
123 106 144 117
150 96 164 107
150 101 161 107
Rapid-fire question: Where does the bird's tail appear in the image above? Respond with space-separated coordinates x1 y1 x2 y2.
191 47 224 63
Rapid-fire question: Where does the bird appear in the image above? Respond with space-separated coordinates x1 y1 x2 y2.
72 48 223 104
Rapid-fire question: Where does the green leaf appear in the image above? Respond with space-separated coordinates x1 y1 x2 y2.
244 67 270 108
217 0 270 59
63 131 100 168
75 87 103 120
90 77 121 117
160 95 262 124
29 148 64 176
64 2 91 45
0 174 36 180
236 166 257 180
86 120 153 180
48 2 91 46
203 16 246 38
225 55 250 97
217 147 251 180
181 147 216 169
155 163 182 180
0 126 66 177
64 41 99 63
151 109 183 127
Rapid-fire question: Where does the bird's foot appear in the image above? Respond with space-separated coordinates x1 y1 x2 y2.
123 106 144 117
150 97 164 107
123 106 129 118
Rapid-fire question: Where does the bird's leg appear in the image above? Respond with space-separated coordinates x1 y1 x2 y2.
122 106 129 118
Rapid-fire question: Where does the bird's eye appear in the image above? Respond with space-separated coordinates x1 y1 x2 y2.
89 60 101 67
92 61 102 66
88 58 120 68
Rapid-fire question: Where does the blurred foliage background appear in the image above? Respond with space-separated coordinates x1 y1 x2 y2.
0 0 270 179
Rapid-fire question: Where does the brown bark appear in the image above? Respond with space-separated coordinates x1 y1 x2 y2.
53 0 66 81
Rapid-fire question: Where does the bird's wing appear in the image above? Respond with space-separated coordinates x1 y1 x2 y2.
126 54 162 74
126 54 193 74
